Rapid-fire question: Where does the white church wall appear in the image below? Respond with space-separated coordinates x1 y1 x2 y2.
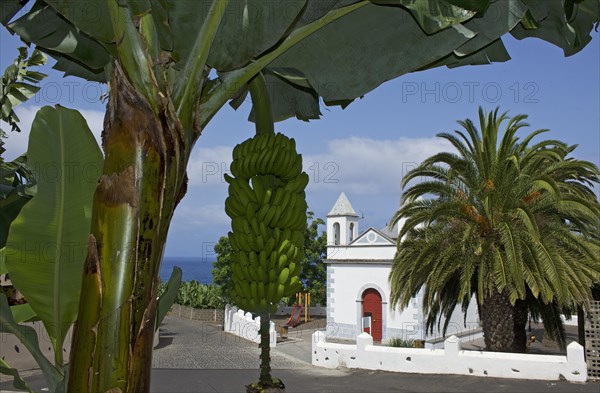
327 262 481 342
327 245 395 260
327 263 420 340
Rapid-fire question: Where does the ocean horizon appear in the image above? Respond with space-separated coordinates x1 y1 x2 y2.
160 256 215 284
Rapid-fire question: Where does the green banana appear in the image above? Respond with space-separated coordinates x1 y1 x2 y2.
256 234 265 250
252 176 265 203
267 283 277 301
268 269 276 282
288 262 296 277
276 284 285 300
249 251 258 267
263 204 277 225
264 237 275 256
262 188 272 206
278 268 290 285
250 216 260 235
259 221 269 242
279 189 292 210
251 282 258 299
257 265 267 282
256 203 270 222
285 244 296 262
242 220 252 237
247 265 259 282
277 254 288 272
259 250 268 271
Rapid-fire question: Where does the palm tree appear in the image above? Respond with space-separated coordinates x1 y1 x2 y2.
389 107 600 352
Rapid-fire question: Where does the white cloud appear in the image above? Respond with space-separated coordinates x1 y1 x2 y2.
303 136 452 195
172 202 229 228
186 145 233 187
183 135 450 196
1 105 104 161
170 135 451 241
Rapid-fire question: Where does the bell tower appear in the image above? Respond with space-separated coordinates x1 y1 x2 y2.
327 192 359 246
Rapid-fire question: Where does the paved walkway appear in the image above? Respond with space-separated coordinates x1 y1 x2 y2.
153 316 309 369
2 316 599 392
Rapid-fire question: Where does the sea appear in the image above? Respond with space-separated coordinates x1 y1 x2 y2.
160 257 215 284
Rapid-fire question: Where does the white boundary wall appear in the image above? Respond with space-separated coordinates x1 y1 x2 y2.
312 331 587 382
224 304 276 347
561 314 579 326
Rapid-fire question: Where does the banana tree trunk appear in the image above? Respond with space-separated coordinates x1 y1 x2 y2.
258 313 272 386
67 64 189 392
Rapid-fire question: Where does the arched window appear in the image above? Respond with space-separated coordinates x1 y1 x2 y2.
333 222 340 245
349 223 355 242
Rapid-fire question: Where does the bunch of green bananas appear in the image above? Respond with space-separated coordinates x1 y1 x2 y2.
225 132 308 314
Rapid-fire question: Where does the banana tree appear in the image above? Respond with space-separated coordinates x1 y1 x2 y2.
2 1 598 392
225 74 309 391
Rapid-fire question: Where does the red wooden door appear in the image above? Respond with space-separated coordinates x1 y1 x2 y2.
362 288 382 341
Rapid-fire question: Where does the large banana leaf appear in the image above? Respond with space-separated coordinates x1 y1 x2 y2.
10 303 38 323
6 3 110 82
511 0 599 56
248 70 322 122
156 266 182 329
4 1 598 123
5 106 103 363
371 0 490 34
270 1 525 102
0 247 38 324
0 357 33 393
0 247 5 274
0 294 62 391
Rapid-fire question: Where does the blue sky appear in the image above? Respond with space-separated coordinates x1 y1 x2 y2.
1 26 598 258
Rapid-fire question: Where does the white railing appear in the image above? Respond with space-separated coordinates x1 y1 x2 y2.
224 304 276 347
312 331 587 382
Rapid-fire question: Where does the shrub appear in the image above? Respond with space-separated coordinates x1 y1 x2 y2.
385 337 415 348
158 280 225 309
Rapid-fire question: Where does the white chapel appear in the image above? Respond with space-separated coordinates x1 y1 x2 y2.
325 192 480 346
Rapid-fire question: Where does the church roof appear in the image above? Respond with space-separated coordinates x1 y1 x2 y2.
327 192 359 217
350 227 396 246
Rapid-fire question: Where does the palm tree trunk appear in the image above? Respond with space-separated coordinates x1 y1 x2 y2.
513 298 528 352
259 313 272 386
67 64 188 392
480 289 528 352
577 305 586 349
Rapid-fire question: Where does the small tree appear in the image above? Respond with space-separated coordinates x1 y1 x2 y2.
300 212 327 305
212 236 234 301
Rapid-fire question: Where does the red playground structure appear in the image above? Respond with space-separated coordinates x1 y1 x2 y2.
284 304 303 328
284 292 311 328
